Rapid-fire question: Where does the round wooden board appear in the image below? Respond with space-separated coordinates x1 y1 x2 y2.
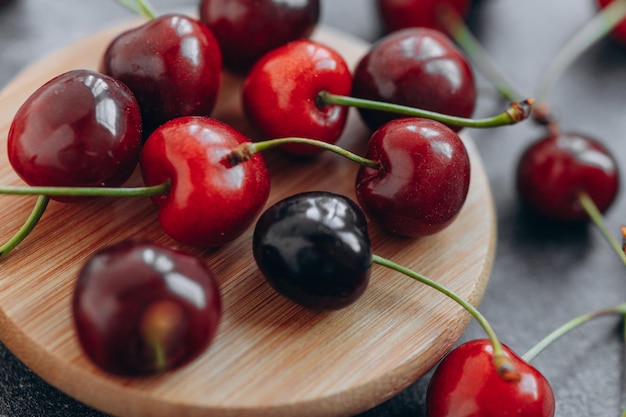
0 18 496 417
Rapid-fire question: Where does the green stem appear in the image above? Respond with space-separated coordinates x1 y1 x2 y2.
0 195 49 259
372 254 519 380
224 137 382 170
319 91 533 128
578 191 626 266
0 182 170 198
522 303 626 362
114 0 157 19
534 0 626 107
436 4 526 102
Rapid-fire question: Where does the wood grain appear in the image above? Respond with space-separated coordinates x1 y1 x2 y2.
0 20 496 417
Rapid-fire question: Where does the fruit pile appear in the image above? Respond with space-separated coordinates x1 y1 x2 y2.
1 0 626 416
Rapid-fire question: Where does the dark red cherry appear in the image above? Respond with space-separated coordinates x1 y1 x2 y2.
352 28 476 132
377 0 471 32
7 69 142 199
596 0 626 43
356 118 470 237
199 0 320 72
242 39 352 156
73 239 222 375
253 191 372 310
140 116 271 247
516 132 620 221
427 339 555 417
103 14 222 135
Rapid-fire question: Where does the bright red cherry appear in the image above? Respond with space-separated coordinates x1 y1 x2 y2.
516 132 620 221
352 28 476 132
198 0 320 72
596 0 626 43
140 116 271 248
7 69 142 199
356 118 470 237
242 39 352 156
103 14 222 135
427 339 555 417
377 0 471 32
73 239 222 375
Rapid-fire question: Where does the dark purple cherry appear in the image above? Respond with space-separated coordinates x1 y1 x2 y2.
199 0 320 72
352 28 476 132
516 132 620 221
253 191 372 310
103 14 222 135
73 239 222 376
7 69 142 199
356 118 471 237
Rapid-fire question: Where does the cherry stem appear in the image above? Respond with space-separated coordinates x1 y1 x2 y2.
318 91 533 128
578 191 626 266
371 254 520 381
0 182 170 198
0 195 49 259
534 0 626 109
114 0 157 19
436 4 526 103
521 303 626 363
224 137 382 169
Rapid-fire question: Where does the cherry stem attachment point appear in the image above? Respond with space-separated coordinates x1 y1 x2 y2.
114 0 157 19
0 182 170 198
0 195 49 259
522 303 626 363
578 191 626 266
223 137 382 170
318 91 533 128
371 254 519 381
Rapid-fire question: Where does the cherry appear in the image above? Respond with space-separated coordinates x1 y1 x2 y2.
377 0 471 32
516 132 620 221
102 14 222 135
351 28 476 132
73 239 221 375
7 69 142 200
427 339 555 417
356 118 471 237
198 0 320 73
242 39 352 156
253 191 372 310
140 116 271 248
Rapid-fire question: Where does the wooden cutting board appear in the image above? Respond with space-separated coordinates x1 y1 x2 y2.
0 18 496 417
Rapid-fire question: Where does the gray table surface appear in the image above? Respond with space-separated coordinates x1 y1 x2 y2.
1 0 626 416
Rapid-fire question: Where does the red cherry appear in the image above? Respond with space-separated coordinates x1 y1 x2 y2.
516 132 620 221
596 0 626 43
198 0 320 72
352 28 476 132
140 116 271 247
242 39 352 156
7 69 142 200
355 118 470 237
103 14 222 135
427 339 555 417
73 239 222 375
377 0 471 32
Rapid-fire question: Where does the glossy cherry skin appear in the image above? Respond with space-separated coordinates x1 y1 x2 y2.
378 0 471 32
597 0 626 43
199 0 320 72
7 69 142 199
516 132 620 221
427 339 555 417
352 28 476 133
103 14 222 135
242 39 352 156
253 191 372 310
356 118 470 237
140 116 271 247
73 239 222 376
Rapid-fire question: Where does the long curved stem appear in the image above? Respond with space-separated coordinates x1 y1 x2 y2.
0 182 170 198
0 195 49 259
319 91 533 128
578 192 626 266
114 0 157 19
372 254 519 380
